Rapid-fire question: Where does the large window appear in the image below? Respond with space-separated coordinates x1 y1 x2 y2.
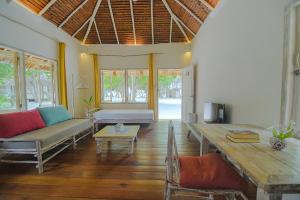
101 69 149 103
25 54 56 109
0 46 57 113
102 70 125 103
127 69 148 103
0 48 19 111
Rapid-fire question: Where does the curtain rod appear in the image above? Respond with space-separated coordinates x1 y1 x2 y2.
88 53 164 57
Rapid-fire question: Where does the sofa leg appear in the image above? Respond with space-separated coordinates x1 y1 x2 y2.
35 141 43 174
73 135 77 150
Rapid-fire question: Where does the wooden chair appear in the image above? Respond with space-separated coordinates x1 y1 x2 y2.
164 121 248 200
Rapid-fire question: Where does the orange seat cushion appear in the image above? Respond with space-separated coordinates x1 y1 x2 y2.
179 153 247 192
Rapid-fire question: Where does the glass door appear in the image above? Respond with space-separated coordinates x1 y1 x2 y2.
158 69 182 120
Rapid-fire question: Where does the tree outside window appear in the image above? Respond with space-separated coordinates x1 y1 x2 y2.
0 49 17 110
102 70 125 103
127 70 148 103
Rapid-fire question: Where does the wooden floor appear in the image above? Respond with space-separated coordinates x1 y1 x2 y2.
0 121 202 200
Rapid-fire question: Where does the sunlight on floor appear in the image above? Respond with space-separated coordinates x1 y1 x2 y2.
158 98 181 120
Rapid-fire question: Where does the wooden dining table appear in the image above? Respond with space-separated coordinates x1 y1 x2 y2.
187 123 300 200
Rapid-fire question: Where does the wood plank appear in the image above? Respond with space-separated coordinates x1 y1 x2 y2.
0 122 211 200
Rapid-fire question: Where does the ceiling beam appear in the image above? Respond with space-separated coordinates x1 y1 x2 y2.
38 0 58 16
173 0 203 24
151 0 154 44
169 17 173 43
58 0 89 28
83 0 102 44
197 0 214 11
72 17 90 37
94 20 102 44
107 0 119 44
176 16 195 36
162 0 189 42
129 0 136 44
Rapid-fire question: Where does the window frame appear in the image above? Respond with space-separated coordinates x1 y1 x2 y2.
101 69 126 104
101 68 149 104
0 45 58 113
24 53 58 110
0 48 21 113
126 69 149 104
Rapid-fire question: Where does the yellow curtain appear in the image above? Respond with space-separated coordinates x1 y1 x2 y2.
93 54 101 107
58 42 68 108
148 53 156 118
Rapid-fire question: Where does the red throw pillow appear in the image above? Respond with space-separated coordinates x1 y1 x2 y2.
179 153 248 192
0 109 46 138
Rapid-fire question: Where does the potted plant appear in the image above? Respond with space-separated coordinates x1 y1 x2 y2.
269 121 295 151
83 96 94 118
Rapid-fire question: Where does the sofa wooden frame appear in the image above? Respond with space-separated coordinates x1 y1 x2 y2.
165 121 248 200
0 126 93 174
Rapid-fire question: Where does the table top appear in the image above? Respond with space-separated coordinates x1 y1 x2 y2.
189 123 300 192
93 125 140 139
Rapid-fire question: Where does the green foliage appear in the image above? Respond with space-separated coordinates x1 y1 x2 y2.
270 121 295 141
158 75 177 88
128 75 148 90
103 73 124 90
0 63 15 109
0 63 14 85
0 95 9 109
83 96 94 108
136 75 148 90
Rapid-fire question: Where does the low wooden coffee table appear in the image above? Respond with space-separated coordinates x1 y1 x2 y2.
93 125 140 154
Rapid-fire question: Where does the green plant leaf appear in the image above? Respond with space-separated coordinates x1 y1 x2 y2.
272 128 278 138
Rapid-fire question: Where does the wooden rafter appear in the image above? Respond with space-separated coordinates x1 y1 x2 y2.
198 0 214 11
83 0 102 44
72 17 90 37
58 0 89 28
17 0 213 44
173 0 203 24
151 0 154 44
169 17 173 43
38 0 58 16
107 0 119 44
129 0 136 44
162 0 189 42
176 16 195 36
94 20 102 44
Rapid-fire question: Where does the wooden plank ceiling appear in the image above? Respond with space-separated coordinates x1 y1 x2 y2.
18 0 219 45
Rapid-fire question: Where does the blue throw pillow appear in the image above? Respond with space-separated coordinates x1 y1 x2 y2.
37 106 72 126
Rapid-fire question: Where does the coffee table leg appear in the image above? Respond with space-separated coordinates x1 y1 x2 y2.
128 140 134 155
96 140 102 154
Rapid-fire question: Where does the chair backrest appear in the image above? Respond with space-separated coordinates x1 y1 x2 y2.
166 120 180 184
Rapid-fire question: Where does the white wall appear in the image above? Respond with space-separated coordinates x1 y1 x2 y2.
88 43 191 69
192 0 291 128
0 1 81 115
192 1 300 198
77 43 191 115
0 0 82 159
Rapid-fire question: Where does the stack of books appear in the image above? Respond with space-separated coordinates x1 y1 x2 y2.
226 130 260 143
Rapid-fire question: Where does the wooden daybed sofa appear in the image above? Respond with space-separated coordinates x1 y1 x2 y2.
0 106 93 174
93 109 154 130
